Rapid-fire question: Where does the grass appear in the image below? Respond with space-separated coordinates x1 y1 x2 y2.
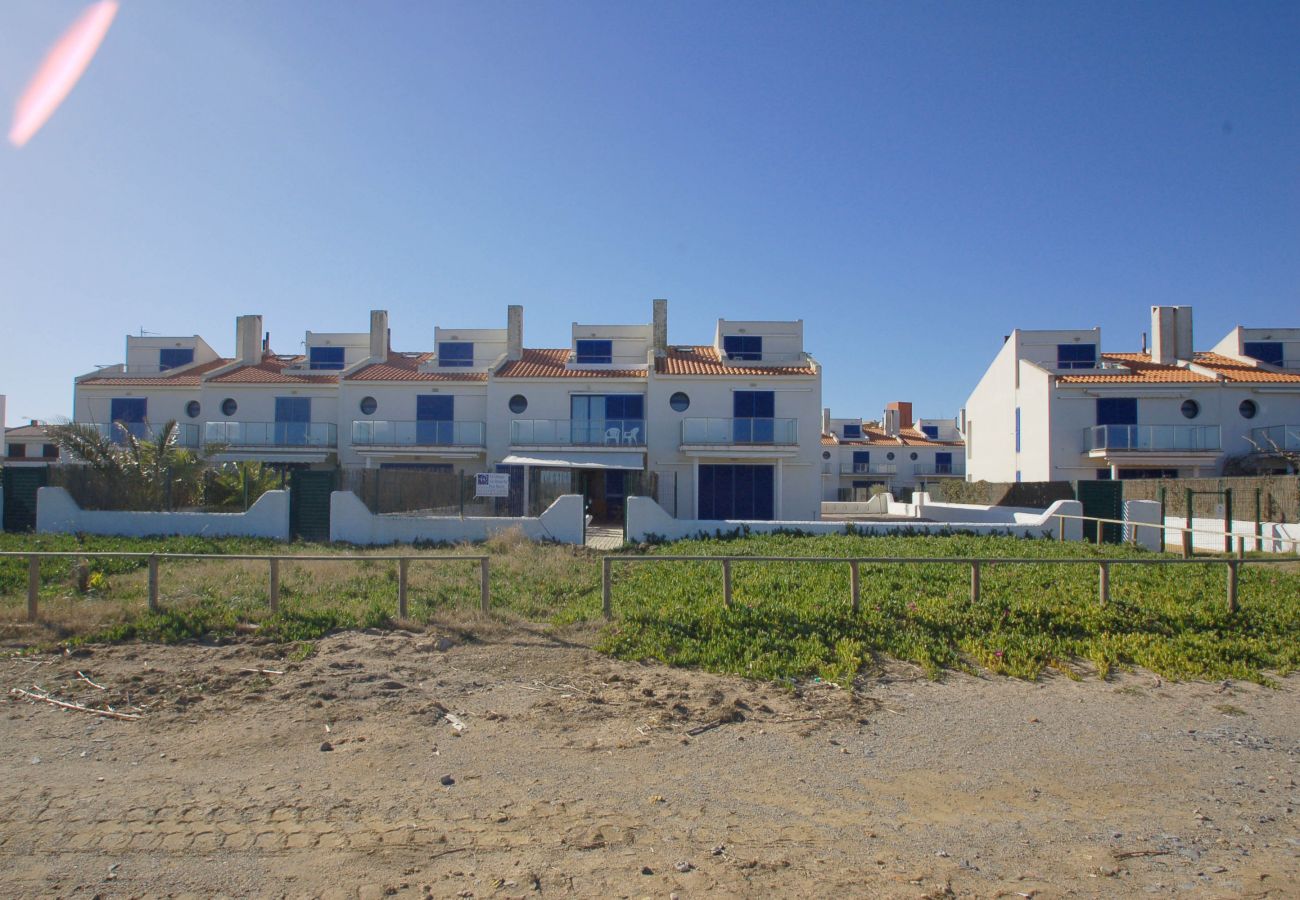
2 530 1298 685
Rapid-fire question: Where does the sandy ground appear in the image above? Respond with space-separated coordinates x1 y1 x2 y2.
1 623 1297 899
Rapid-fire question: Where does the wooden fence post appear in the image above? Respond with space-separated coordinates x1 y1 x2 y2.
1058 515 1065 543
479 558 490 613
850 561 860 613
147 555 159 612
722 559 733 607
268 558 280 613
602 558 613 620
398 557 409 619
970 560 981 603
1226 561 1238 613
27 555 39 623
1098 562 1109 606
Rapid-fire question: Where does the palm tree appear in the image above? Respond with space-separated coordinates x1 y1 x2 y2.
46 419 207 510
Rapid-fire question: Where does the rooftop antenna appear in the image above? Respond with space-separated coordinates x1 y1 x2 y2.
138 327 159 336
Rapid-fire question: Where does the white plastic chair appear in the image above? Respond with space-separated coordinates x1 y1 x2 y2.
622 426 641 445
604 426 622 445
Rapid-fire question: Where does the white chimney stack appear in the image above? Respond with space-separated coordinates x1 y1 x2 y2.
822 408 831 434
1151 306 1193 365
652 299 668 357
369 309 389 360
235 315 263 365
507 305 523 361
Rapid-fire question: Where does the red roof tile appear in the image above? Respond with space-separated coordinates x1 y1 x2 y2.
1193 352 1300 383
346 352 488 383
208 354 340 384
1057 353 1215 384
495 348 647 379
79 358 232 386
826 425 962 448
655 346 817 377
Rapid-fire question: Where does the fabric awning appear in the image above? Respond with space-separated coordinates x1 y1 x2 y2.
499 451 644 470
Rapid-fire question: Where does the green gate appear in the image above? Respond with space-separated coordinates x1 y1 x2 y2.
290 469 335 542
3 466 49 532
1076 479 1123 543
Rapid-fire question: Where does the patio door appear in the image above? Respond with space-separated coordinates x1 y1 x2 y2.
417 395 453 445
275 397 311 445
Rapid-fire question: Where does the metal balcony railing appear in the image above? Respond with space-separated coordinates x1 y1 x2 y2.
351 420 486 447
681 417 798 445
1251 425 1300 452
77 422 201 448
510 419 646 446
1083 425 1221 453
913 463 965 477
839 463 897 475
204 421 337 448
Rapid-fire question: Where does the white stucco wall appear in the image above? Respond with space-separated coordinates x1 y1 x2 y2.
1163 516 1300 554
35 487 291 539
328 491 585 546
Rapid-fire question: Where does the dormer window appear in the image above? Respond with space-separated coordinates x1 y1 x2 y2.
842 424 862 439
309 346 345 370
921 425 939 439
1057 344 1096 369
438 342 473 367
575 340 612 365
723 335 762 361
1243 341 1283 366
159 348 194 371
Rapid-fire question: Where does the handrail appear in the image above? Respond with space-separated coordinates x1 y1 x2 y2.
9 551 490 623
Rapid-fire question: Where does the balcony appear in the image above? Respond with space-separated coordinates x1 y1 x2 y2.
1251 425 1300 453
913 463 965 477
352 420 486 448
681 417 798 445
839 462 897 476
77 422 201 448
1084 425 1221 453
511 419 645 446
204 421 337 449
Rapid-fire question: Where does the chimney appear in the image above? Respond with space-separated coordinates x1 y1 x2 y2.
884 401 913 435
822 408 831 434
235 315 263 364
506 305 523 361
1151 306 1193 364
652 299 668 357
369 309 389 360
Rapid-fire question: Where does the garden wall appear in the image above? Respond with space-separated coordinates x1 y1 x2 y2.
329 491 585 546
35 486 290 540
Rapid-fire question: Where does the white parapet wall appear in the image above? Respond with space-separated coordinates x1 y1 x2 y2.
1122 500 1164 552
329 491 586 546
36 487 291 540
628 496 1085 543
1162 516 1300 554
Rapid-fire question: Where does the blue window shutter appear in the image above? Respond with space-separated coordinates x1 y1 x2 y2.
1243 342 1283 365
1096 398 1137 426
438 342 474 367
843 424 861 438
575 340 613 364
159 348 194 371
309 346 345 370
723 335 762 360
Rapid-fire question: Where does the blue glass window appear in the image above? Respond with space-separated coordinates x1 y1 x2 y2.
438 342 473 367
274 397 310 445
698 464 774 520
1057 344 1097 369
936 452 953 473
416 395 454 444
733 391 775 442
1096 397 1137 426
842 424 862 439
309 346 345 370
109 398 147 441
1243 342 1283 365
921 424 939 439
159 348 194 371
723 335 762 361
575 340 613 365
852 450 870 473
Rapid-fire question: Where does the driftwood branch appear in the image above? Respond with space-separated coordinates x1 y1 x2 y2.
77 671 106 691
9 687 141 721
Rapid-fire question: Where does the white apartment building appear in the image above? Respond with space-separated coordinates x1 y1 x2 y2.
72 300 824 524
820 401 964 499
962 306 1300 483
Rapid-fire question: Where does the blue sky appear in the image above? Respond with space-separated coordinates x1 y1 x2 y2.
2 1 1298 426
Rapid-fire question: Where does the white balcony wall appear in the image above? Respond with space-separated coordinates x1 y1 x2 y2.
714 319 804 362
303 331 370 368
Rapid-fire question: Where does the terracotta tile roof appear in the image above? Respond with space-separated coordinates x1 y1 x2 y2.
1193 352 1300 383
821 433 838 446
1057 353 1215 384
79 358 231 386
5 424 51 439
346 352 488 383
495 348 647 379
655 345 817 377
825 425 962 448
208 354 340 384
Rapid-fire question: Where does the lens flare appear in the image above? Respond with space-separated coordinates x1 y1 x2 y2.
9 1 120 148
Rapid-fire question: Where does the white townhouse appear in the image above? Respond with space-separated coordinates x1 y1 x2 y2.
962 305 1300 483
820 401 965 500
70 299 825 525
3 421 65 466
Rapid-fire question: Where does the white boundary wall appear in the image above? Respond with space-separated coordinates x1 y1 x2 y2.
1162 516 1300 554
1122 500 1163 552
35 487 291 540
329 491 585 546
628 496 1084 543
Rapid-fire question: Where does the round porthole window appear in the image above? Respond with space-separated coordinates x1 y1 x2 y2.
360 396 378 415
221 398 238 417
886 451 895 461
669 391 690 412
822 450 831 460
1239 399 1258 419
185 400 201 419
508 394 528 414
1180 399 1199 419
910 452 919 461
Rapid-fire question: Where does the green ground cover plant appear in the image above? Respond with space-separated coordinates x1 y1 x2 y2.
2 531 1297 684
